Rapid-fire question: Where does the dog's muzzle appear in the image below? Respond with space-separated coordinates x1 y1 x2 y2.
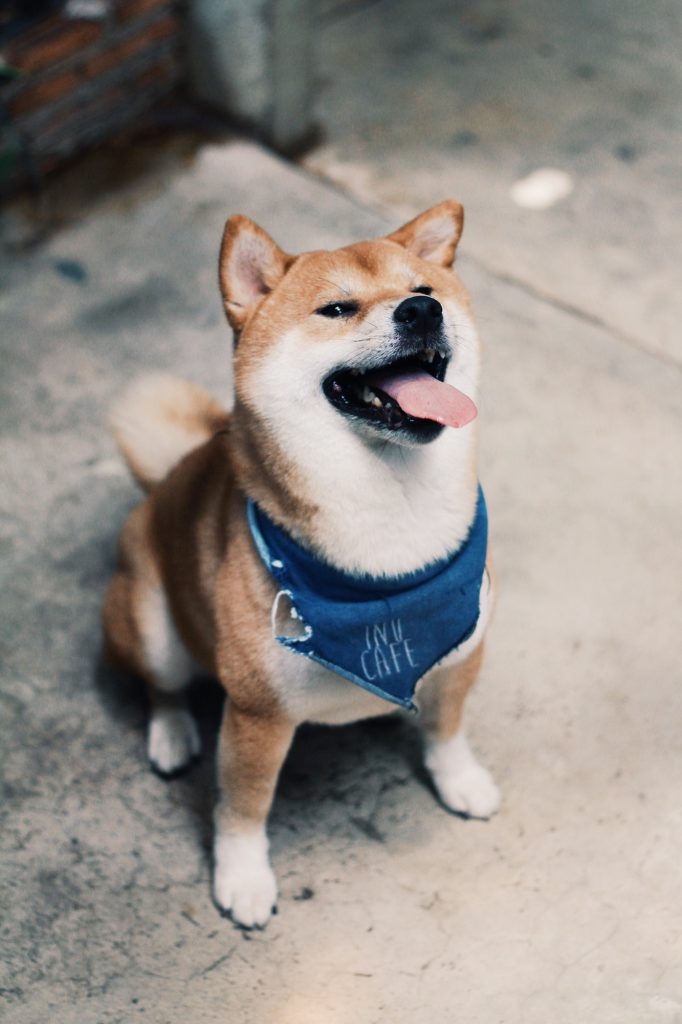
393 295 443 337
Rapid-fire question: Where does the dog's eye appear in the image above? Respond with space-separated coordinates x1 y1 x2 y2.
412 285 433 296
315 301 358 319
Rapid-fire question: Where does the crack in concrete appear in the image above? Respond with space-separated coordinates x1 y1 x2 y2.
188 949 237 981
464 253 682 375
293 156 682 375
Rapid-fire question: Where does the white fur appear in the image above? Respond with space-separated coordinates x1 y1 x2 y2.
139 586 197 693
138 580 203 773
213 823 277 928
408 211 462 261
275 645 391 726
245 289 481 577
111 374 221 486
148 707 201 774
425 727 501 819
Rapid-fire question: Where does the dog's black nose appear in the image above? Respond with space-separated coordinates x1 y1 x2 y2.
393 295 443 333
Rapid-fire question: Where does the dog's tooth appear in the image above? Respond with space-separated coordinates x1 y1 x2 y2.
362 386 374 403
424 348 435 363
371 396 382 408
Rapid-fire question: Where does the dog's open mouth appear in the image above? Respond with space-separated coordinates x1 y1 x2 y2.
322 348 477 438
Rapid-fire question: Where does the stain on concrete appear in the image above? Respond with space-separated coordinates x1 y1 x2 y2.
79 276 186 334
53 258 88 284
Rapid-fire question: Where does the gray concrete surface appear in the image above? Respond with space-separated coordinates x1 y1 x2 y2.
307 0 682 365
1 133 681 1024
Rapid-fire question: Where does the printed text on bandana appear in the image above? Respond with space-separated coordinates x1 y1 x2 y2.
360 619 417 681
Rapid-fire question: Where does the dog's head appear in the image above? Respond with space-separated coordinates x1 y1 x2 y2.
219 202 480 452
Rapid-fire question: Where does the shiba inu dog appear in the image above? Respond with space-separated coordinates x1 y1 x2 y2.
103 201 500 929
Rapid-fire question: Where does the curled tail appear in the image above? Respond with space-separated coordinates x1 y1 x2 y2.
111 374 230 491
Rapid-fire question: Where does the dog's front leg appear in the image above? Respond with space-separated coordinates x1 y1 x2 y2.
419 644 501 820
213 702 295 928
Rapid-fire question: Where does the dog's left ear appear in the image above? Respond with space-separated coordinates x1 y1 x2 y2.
219 215 290 333
386 200 464 267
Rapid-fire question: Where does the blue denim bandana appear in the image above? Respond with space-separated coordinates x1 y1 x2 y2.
247 487 488 711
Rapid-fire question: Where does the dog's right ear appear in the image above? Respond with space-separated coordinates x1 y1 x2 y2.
219 215 290 333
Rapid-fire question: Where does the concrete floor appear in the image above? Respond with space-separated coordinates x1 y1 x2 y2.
1 4 682 1022
309 0 682 365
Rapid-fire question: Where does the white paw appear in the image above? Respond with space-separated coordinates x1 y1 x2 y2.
426 729 501 820
434 760 501 819
213 828 277 929
148 708 201 777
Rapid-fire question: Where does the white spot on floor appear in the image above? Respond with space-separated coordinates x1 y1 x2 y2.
649 995 682 1015
511 168 574 210
90 456 127 477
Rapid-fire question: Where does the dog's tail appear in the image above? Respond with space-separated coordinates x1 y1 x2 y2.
111 374 230 491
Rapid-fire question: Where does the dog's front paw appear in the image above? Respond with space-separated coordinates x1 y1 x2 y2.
426 730 501 820
213 829 277 929
434 760 501 819
148 708 201 778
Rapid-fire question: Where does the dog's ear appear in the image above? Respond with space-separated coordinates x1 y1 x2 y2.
219 215 290 333
386 201 464 267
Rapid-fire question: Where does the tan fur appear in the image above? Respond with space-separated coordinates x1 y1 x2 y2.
112 374 229 491
219 214 294 333
103 203 495 924
216 706 296 827
387 199 464 266
418 642 486 742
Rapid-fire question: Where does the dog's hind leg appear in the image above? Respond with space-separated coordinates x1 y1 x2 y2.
418 643 501 820
103 540 201 778
136 584 201 778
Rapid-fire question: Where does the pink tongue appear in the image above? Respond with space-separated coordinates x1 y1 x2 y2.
368 369 477 428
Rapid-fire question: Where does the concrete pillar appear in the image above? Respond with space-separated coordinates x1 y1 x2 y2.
186 0 315 153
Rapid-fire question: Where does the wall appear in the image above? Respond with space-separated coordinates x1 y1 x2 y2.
1 0 183 189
